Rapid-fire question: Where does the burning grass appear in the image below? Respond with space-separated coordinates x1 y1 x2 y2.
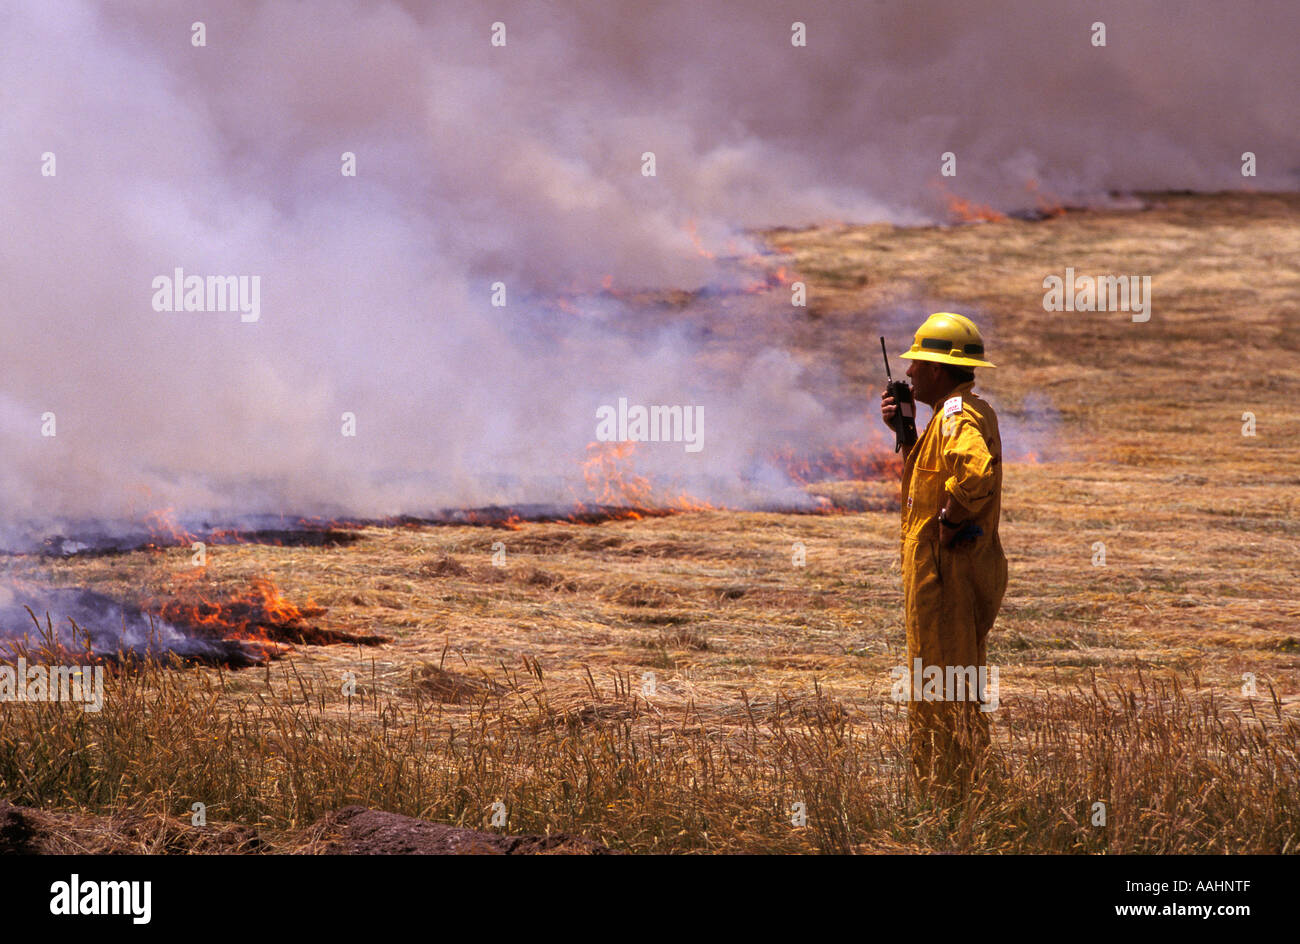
0 575 388 668
6 490 1297 853
3 192 1298 853
147 576 389 652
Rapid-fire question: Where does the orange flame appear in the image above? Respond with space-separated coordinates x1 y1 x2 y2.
945 193 1006 224
1024 178 1066 219
739 264 793 294
143 507 197 549
575 441 714 514
152 576 329 650
580 441 656 507
683 217 716 259
931 179 1006 223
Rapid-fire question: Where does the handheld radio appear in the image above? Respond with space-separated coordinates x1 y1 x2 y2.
881 337 918 453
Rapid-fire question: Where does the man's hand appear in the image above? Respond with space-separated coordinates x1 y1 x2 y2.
939 496 981 548
880 389 898 430
939 514 983 548
939 520 964 548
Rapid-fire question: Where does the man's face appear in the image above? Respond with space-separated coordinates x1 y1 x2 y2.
905 359 942 407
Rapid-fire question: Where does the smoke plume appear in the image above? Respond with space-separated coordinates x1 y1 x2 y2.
1 0 1294 543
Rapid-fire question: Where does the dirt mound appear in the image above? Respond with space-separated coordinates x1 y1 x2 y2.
310 807 615 855
0 800 260 854
0 802 35 853
0 800 613 855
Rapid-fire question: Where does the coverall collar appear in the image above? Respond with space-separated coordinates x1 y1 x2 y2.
930 379 975 409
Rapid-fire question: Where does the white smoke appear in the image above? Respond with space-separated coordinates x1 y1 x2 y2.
0 0 1294 542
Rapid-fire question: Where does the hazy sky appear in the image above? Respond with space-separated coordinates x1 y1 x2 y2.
1 0 1294 534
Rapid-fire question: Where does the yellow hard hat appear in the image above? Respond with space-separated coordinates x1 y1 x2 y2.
898 312 996 368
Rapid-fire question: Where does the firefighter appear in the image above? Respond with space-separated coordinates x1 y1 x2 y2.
880 312 1008 801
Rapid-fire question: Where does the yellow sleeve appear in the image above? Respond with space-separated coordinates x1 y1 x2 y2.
942 411 998 514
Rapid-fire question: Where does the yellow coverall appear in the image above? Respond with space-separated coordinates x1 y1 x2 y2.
899 380 1008 795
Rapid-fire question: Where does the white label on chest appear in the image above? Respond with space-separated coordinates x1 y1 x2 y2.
943 396 962 417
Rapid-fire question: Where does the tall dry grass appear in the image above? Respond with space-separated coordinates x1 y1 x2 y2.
0 631 1294 853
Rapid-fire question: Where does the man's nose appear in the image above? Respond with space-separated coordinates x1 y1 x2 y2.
905 361 916 379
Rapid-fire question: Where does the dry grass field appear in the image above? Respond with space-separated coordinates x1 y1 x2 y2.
3 192 1298 853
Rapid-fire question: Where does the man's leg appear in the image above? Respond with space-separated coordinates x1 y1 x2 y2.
932 549 989 799
903 539 948 796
